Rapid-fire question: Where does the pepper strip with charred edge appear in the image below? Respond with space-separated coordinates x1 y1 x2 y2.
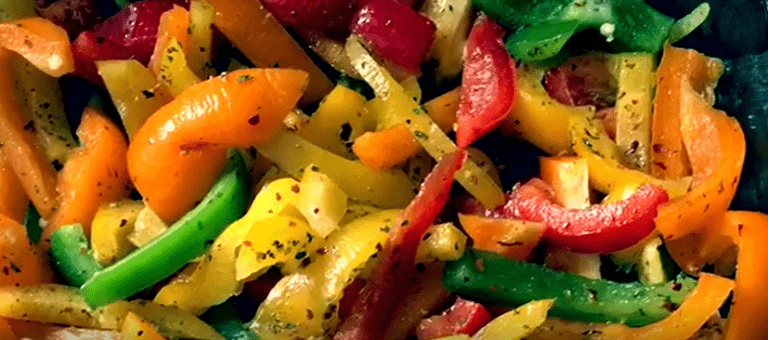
334 150 467 340
500 179 668 254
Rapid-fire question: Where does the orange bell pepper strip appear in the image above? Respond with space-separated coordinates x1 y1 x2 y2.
458 214 544 261
206 0 332 105
43 107 131 247
0 17 74 77
353 124 421 170
121 312 168 340
148 5 190 77
128 69 308 223
651 44 723 179
665 212 740 275
0 150 28 225
595 273 733 340
0 213 54 287
539 156 590 209
724 211 768 340
655 79 745 241
0 48 58 218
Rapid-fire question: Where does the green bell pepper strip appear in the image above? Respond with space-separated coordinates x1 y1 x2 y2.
442 249 698 327
202 303 260 340
80 151 250 308
49 224 103 287
475 0 674 61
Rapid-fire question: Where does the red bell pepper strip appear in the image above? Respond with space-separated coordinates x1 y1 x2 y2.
500 179 668 254
416 297 492 340
455 15 517 149
350 0 436 78
333 150 467 340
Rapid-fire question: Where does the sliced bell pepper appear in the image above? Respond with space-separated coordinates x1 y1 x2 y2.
0 150 28 224
0 48 59 218
0 1 35 23
0 284 224 340
455 15 517 149
500 179 668 254
443 249 697 327
81 151 249 308
473 299 554 340
723 211 768 340
127 68 307 223
298 84 369 160
205 0 332 105
383 262 452 340
654 79 745 241
458 214 544 261
49 223 103 287
122 312 168 340
416 298 492 340
612 53 654 172
421 0 473 80
415 223 468 264
154 177 303 315
0 213 53 288
90 200 143 266
664 212 739 276
347 37 504 209
153 37 202 96
148 5 189 77
499 64 594 156
353 124 422 170
334 150 466 340
0 17 74 77
651 44 723 179
539 156 589 209
44 107 131 246
187 0 215 79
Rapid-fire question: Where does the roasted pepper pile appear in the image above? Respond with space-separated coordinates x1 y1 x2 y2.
0 0 766 339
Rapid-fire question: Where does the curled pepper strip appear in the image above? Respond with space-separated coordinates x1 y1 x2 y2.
501 179 668 254
0 17 74 77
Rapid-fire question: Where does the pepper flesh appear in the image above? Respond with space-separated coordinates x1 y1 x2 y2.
49 223 103 287
81 151 249 308
442 249 697 326
0 17 74 77
455 15 517 149
334 150 466 340
127 68 308 223
500 179 668 254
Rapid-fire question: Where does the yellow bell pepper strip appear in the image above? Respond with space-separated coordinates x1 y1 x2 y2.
49 223 103 287
651 44 723 179
0 150 28 225
154 38 202 96
0 284 224 340
81 151 248 308
654 81 745 241
569 116 692 199
499 64 594 156
128 207 170 248
9 53 77 165
458 214 545 261
334 150 466 340
0 213 54 288
121 312 168 340
347 37 504 209
153 177 302 315
0 48 59 218
187 0 216 79
421 0 473 80
251 209 400 339
443 250 697 326
422 87 460 133
90 200 143 266
454 15 517 149
296 165 348 237
415 223 468 264
97 60 174 140
127 68 308 223
0 17 74 77
298 85 368 159
473 299 554 340
611 53 654 172
383 262 452 340
206 0 333 105
43 107 131 247
723 211 768 340
258 129 418 209
148 5 189 77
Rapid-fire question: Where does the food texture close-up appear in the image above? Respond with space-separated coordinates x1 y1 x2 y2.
0 0 767 339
